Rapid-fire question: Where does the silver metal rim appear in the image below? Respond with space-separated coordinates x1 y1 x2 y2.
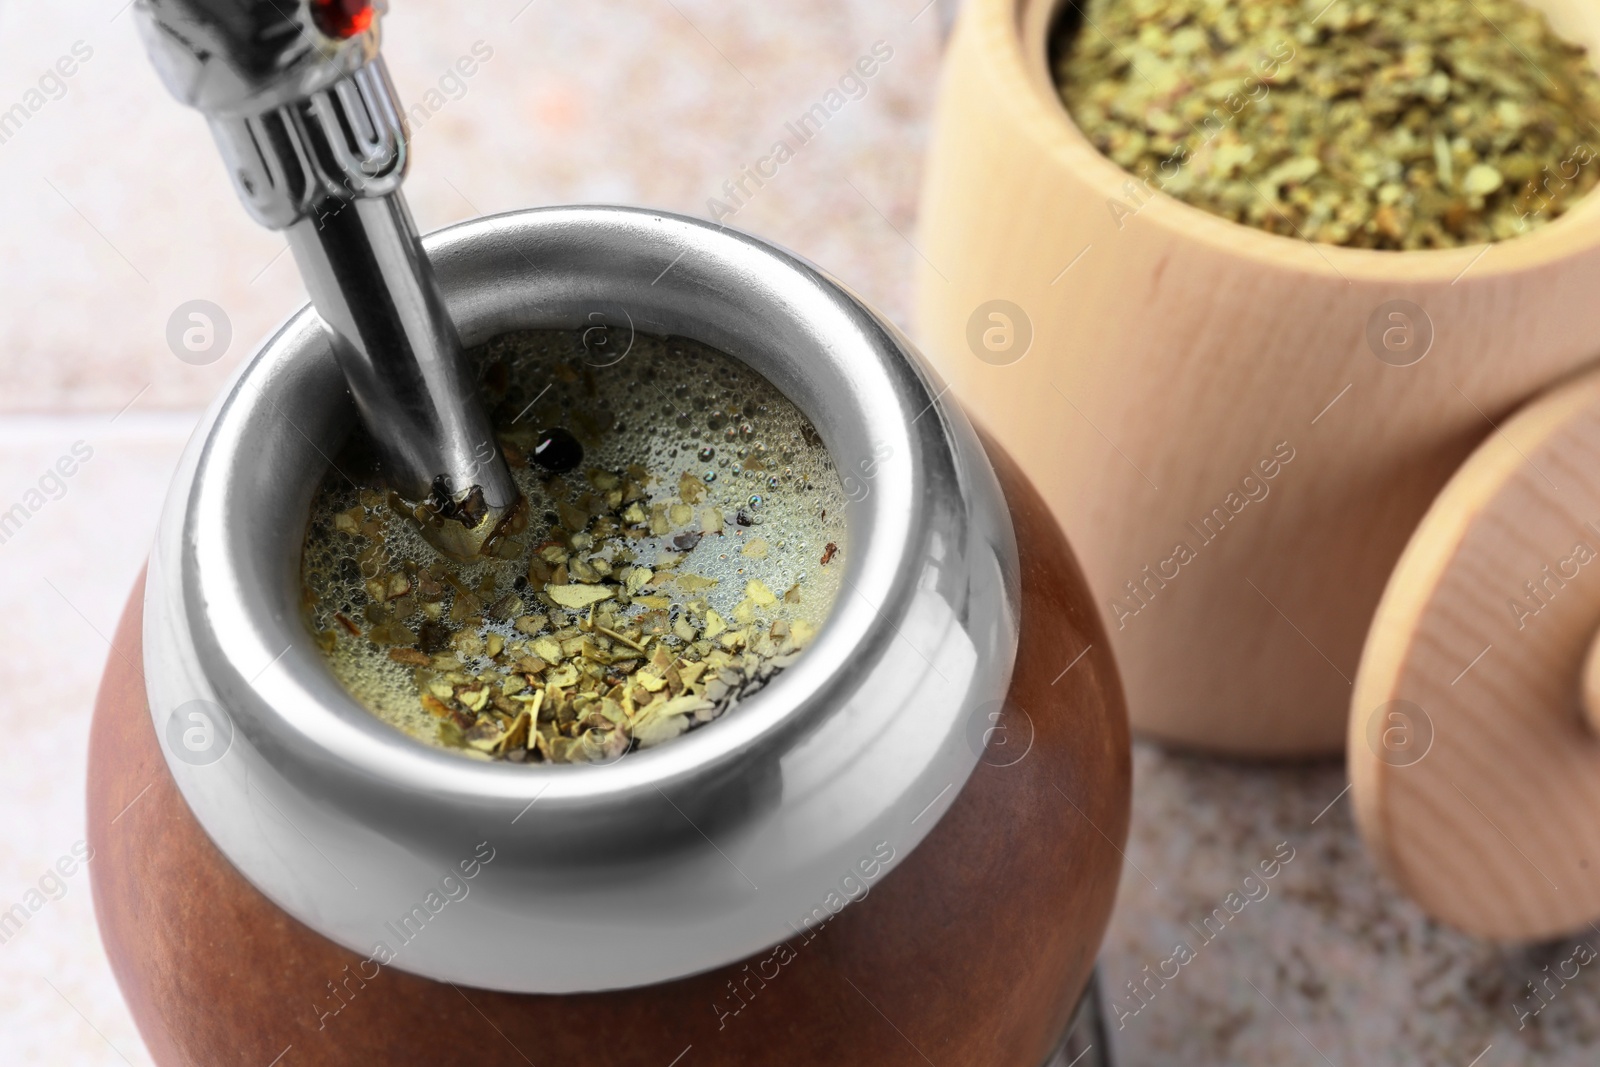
143 206 1019 992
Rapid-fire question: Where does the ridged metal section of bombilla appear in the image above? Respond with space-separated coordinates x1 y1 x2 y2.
206 57 407 228
133 0 522 560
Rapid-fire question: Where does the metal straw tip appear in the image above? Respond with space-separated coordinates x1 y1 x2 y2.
407 491 528 563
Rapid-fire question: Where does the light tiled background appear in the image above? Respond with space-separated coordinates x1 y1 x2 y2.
0 0 946 415
2 1 1596 1065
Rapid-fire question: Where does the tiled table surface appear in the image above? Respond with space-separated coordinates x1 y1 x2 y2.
1 1 1596 1064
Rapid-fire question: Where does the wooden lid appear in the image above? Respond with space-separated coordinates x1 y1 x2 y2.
1351 366 1600 939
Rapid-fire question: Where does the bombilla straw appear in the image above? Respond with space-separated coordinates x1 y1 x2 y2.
132 0 522 560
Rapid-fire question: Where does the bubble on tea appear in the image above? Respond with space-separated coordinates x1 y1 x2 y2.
299 329 848 764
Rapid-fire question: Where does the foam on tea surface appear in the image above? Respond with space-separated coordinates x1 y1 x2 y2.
300 328 848 763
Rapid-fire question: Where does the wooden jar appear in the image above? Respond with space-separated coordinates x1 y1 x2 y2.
914 0 1600 756
88 439 1129 1067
